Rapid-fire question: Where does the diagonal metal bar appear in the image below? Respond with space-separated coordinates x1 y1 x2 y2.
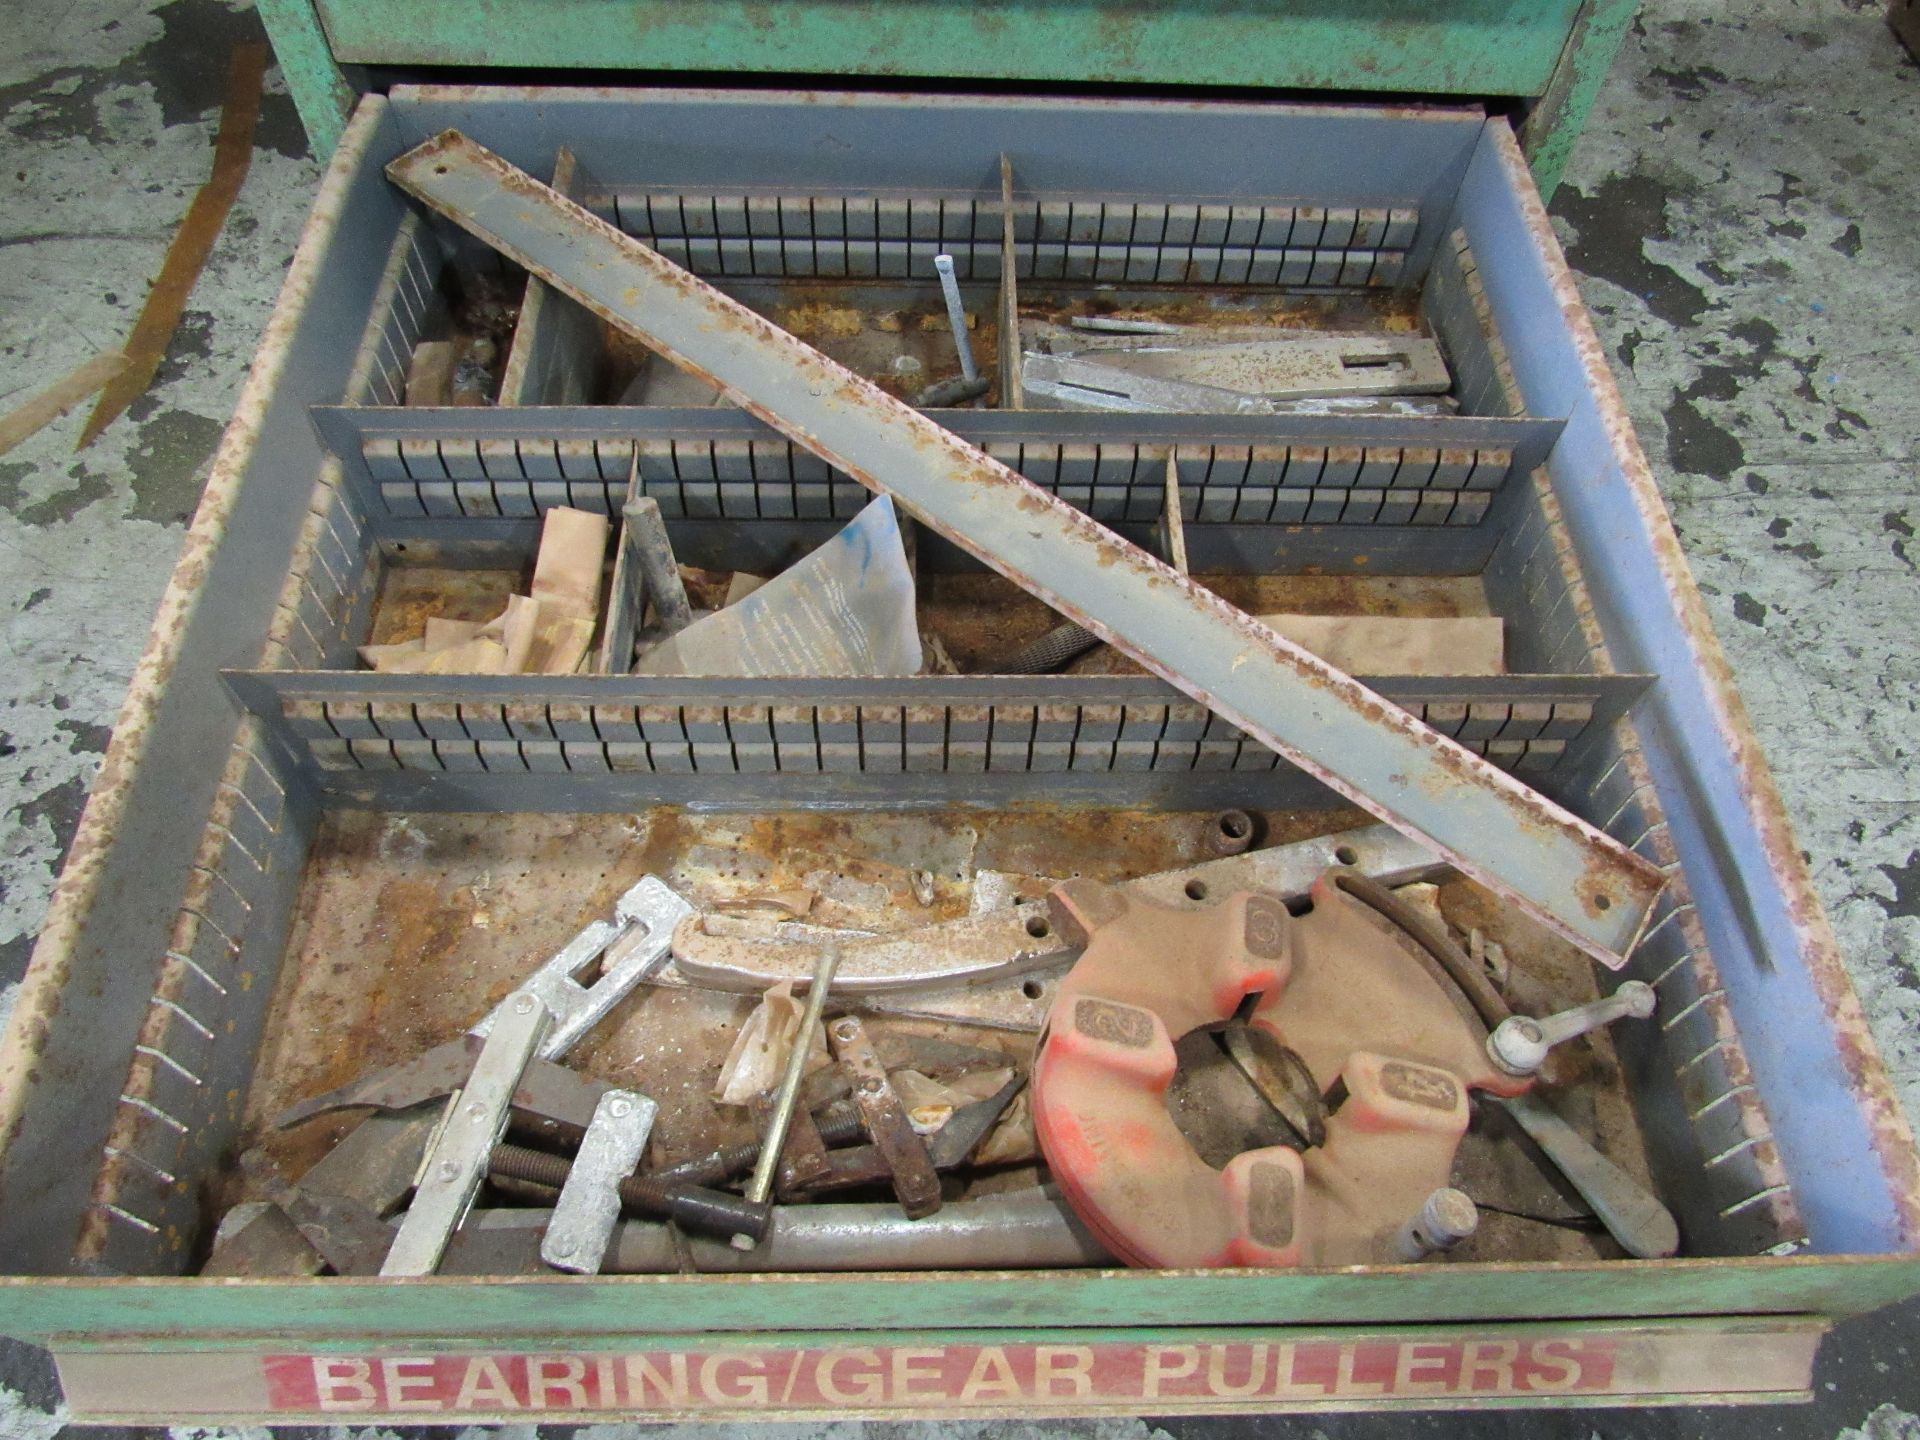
385 131 1664 967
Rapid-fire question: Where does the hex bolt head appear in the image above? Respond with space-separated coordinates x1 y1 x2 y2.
1420 1187 1479 1244
1392 1187 1479 1261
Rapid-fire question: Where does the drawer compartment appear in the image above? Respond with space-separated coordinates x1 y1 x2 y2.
1 86 1915 1422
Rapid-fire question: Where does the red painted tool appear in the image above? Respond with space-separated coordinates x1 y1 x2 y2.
1031 871 1529 1268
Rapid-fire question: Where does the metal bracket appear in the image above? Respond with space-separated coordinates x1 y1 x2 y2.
670 822 1443 997
827 1015 943 1220
472 875 694 1060
382 993 550 1276
384 133 1664 967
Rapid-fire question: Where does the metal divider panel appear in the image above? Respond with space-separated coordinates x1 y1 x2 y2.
225 672 1647 784
79 721 315 1274
613 194 1418 287
313 406 1562 530
1548 735 1805 1256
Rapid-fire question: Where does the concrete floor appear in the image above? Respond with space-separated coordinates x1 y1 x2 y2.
0 0 1917 1434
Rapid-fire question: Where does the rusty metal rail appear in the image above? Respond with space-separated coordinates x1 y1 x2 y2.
385 131 1664 966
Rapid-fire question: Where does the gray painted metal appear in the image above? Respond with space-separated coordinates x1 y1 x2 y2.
443 1190 1112 1274
1455 123 1918 1250
372 519 1504 583
307 769 1352 815
1493 1093 1680 1260
0 100 412 1275
622 498 692 634
1 85 1908 1348
220 667 1647 817
224 667 1652 713
382 85 1483 284
931 253 979 384
309 402 1565 473
385 131 1662 967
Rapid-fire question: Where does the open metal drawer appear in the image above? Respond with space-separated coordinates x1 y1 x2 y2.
1 87 1916 1423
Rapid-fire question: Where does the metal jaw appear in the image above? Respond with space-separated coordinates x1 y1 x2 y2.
472 875 694 1061
541 1089 659 1275
382 993 550 1276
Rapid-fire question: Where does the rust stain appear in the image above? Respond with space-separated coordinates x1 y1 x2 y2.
393 132 1668 968
365 566 523 646
774 300 865 340
1487 121 1920 1241
239 804 1296 1198
1028 285 1415 336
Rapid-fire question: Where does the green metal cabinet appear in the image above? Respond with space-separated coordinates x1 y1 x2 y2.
256 0 1636 195
3 83 1918 1421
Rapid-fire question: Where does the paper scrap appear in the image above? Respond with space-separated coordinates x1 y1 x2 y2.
714 981 831 1106
359 507 607 675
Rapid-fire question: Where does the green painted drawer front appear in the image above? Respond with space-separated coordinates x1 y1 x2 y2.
313 0 1585 96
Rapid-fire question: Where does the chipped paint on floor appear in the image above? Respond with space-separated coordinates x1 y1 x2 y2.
1837 1405 1920 1440
0 0 319 991
1551 0 1920 1129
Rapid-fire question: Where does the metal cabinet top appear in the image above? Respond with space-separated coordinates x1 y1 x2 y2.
256 0 1635 194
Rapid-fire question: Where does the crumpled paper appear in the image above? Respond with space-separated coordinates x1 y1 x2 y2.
713 981 832 1106
360 507 606 675
636 496 920 677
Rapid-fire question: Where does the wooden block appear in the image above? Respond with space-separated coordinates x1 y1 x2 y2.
1254 614 1505 677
